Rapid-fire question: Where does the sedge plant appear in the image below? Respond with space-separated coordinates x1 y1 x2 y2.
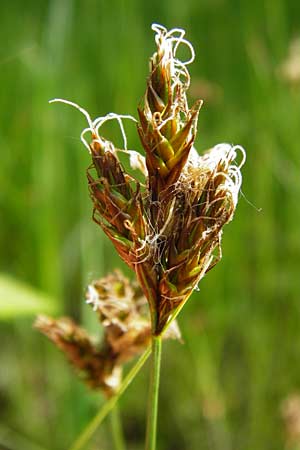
47 23 245 450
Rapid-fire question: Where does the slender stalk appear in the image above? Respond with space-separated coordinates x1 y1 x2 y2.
145 336 162 450
110 405 126 450
69 347 151 450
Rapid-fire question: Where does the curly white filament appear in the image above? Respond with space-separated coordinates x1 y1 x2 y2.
49 98 137 153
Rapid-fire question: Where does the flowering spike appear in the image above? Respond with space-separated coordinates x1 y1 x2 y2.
51 24 245 335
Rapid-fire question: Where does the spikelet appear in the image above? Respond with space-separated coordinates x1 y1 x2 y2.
34 315 121 397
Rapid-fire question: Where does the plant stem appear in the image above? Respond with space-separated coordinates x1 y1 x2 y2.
69 346 151 450
110 405 126 450
145 335 162 450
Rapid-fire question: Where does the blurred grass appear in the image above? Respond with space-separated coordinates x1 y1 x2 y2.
1 0 300 449
0 274 57 318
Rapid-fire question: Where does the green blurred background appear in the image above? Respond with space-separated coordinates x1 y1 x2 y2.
1 0 300 449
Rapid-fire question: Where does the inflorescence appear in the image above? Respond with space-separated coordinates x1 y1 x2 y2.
49 23 246 336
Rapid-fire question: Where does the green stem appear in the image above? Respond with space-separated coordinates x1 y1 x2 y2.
145 336 162 450
110 405 126 450
69 347 151 450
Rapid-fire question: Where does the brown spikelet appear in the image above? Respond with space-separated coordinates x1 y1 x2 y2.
34 315 121 397
87 140 147 270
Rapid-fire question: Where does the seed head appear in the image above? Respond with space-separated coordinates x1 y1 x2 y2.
35 271 180 396
50 24 245 335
